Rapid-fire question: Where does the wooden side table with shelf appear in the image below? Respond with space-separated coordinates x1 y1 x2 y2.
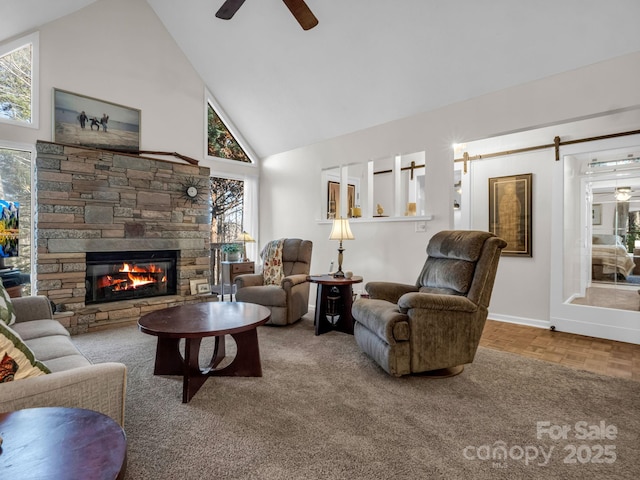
221 261 255 301
307 274 363 335
633 249 640 275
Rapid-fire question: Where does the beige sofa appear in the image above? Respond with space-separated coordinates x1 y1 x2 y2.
0 296 126 426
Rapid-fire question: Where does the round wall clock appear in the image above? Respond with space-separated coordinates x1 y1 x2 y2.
180 177 206 204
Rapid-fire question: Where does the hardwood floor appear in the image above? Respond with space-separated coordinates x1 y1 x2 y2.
480 319 640 382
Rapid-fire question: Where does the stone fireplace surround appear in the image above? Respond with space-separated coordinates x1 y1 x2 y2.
35 141 215 334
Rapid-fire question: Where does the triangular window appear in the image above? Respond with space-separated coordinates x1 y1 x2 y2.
207 103 251 163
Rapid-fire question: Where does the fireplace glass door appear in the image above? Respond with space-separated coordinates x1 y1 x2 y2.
86 250 177 304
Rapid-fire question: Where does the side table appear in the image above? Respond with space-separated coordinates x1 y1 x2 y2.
633 248 640 275
0 407 127 479
0 268 28 297
221 260 255 301
307 274 363 335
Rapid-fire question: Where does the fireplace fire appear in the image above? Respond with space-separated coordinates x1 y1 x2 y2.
86 250 177 304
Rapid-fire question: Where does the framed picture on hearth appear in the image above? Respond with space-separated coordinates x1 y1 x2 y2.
190 278 209 296
52 88 141 153
488 173 533 257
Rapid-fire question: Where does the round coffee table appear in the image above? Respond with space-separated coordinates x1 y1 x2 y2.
0 407 127 479
138 301 271 402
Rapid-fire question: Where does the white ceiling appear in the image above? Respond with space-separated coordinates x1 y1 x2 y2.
3 0 640 157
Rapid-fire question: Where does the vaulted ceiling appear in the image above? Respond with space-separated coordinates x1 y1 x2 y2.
3 0 640 157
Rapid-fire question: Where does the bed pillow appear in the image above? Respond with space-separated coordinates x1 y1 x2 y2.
0 321 51 381
592 234 624 246
0 282 17 326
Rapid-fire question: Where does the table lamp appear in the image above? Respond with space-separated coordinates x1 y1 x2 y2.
329 217 354 278
235 231 256 261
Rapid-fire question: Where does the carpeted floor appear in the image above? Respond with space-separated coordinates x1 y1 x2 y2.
73 315 640 480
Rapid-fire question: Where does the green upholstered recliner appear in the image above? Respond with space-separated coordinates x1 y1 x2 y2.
234 238 313 326
351 230 506 377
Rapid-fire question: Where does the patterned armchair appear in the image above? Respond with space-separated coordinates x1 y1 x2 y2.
351 230 506 376
234 238 313 325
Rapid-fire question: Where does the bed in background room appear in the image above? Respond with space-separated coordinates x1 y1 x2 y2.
591 234 635 281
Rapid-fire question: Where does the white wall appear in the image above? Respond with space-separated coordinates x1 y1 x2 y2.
261 51 640 322
462 149 551 324
0 0 206 160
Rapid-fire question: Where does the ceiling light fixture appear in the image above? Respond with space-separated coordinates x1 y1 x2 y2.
615 187 632 202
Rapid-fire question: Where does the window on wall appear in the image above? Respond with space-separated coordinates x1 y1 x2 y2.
0 146 33 293
211 176 245 243
210 176 249 288
0 32 38 127
207 103 251 162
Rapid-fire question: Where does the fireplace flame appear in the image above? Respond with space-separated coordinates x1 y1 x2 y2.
127 271 156 289
120 262 163 273
97 262 166 292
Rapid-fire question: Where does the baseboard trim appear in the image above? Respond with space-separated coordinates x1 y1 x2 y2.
487 313 551 330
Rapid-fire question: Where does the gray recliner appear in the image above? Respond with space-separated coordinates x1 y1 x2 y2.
351 230 506 376
234 238 313 325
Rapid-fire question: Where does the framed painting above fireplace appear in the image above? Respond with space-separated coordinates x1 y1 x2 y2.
52 88 141 153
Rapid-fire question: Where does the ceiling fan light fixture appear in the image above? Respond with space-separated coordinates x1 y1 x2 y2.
615 187 632 202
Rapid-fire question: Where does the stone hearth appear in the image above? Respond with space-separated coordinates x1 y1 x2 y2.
35 141 215 333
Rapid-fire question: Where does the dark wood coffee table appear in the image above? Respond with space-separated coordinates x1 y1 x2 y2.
307 275 363 335
138 301 271 402
0 407 127 480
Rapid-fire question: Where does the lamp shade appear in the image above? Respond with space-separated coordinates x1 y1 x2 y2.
235 231 255 243
329 217 354 241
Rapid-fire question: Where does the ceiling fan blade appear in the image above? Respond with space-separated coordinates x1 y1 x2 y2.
215 0 246 20
282 0 318 30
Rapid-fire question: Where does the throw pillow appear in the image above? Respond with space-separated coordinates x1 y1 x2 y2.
0 321 51 380
0 282 17 326
0 352 18 382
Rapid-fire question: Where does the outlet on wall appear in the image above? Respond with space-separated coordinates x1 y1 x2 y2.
415 221 427 233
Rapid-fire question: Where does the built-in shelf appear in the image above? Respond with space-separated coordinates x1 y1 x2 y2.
317 215 433 225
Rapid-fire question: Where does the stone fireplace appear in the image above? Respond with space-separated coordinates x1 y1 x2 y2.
35 141 215 333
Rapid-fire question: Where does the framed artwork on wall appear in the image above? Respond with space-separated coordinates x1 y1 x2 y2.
488 173 533 257
52 88 141 153
327 181 356 219
592 204 602 225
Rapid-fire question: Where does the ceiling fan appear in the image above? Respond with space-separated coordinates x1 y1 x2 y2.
215 0 318 30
